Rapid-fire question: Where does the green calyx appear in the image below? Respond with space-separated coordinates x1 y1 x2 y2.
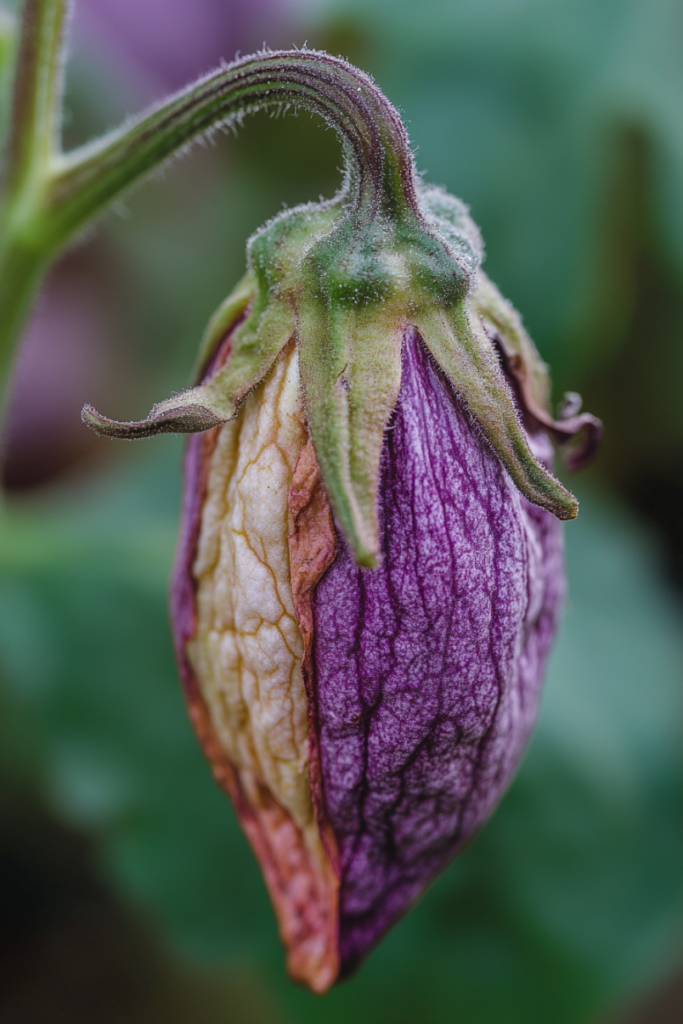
84 179 598 565
81 51 600 567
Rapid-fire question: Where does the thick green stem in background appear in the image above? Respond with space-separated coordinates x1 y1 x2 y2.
0 0 67 423
0 235 47 399
0 0 420 429
0 8 15 95
4 0 67 203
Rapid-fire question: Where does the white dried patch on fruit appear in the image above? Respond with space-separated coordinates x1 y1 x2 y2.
189 343 317 842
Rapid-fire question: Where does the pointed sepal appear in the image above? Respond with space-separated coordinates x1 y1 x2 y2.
472 273 602 470
413 304 580 521
297 298 403 567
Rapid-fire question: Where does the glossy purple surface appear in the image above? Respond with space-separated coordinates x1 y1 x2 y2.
312 328 565 973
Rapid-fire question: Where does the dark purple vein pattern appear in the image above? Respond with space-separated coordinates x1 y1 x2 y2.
312 328 564 973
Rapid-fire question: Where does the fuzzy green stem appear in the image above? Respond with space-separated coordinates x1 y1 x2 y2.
46 51 419 247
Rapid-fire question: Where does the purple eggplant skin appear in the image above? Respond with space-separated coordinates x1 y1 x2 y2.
312 328 565 975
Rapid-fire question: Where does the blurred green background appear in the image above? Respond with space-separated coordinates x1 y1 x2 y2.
1 0 683 1021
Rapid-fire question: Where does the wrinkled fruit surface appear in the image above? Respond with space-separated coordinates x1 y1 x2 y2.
171 326 564 991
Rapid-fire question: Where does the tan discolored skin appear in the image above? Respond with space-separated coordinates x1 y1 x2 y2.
185 341 339 991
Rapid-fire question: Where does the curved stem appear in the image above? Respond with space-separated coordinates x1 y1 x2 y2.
44 50 419 249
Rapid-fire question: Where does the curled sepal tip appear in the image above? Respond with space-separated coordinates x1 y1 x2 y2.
81 392 226 439
549 394 603 472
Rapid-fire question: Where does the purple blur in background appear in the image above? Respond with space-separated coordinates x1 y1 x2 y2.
313 329 565 973
74 0 293 97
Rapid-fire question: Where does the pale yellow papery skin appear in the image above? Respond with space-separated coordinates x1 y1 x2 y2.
188 344 318 843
